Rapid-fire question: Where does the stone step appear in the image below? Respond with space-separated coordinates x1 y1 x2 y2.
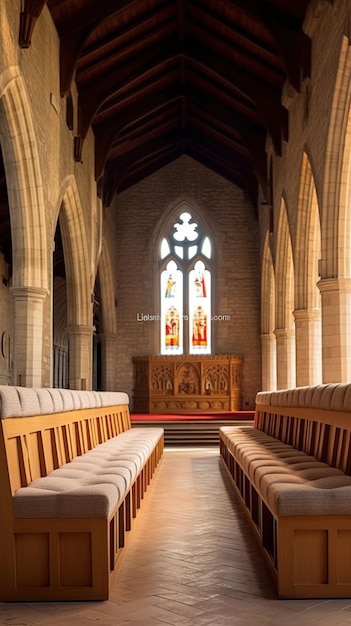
132 419 253 446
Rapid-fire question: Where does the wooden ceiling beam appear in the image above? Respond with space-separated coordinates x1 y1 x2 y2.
262 15 311 90
94 87 182 180
103 136 184 203
54 0 137 95
14 0 312 215
224 0 311 91
188 6 283 88
76 48 178 142
19 0 47 48
188 50 288 154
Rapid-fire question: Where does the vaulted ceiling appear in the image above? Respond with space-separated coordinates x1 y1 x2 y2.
0 0 313 273
24 0 312 200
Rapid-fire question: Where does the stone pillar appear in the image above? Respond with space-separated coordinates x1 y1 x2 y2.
100 333 117 391
11 286 48 387
274 327 296 390
318 277 351 382
58 346 64 388
293 308 322 387
67 324 94 390
260 332 277 391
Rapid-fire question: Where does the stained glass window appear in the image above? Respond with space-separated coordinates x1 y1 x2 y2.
160 211 212 354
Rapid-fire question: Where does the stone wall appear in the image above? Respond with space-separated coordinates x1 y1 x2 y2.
114 156 261 409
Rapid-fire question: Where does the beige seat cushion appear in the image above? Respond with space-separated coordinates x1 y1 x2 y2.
220 425 351 517
13 427 163 520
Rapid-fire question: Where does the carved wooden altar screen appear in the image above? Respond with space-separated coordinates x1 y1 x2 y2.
132 355 243 413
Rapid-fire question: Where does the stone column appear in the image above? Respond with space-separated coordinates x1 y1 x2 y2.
260 332 277 391
58 346 64 388
11 286 48 387
293 308 322 387
274 327 296 390
67 324 94 390
318 277 351 382
99 333 117 391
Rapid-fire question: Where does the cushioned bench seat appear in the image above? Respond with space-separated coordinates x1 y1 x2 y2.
13 427 163 519
220 425 351 517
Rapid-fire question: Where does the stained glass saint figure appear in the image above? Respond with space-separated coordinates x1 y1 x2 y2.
165 273 176 298
165 305 180 346
192 305 207 347
194 270 206 297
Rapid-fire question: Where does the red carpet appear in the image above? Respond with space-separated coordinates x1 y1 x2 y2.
131 411 254 422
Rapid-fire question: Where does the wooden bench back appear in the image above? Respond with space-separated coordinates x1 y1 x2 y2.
0 386 131 504
1 404 131 495
255 383 351 475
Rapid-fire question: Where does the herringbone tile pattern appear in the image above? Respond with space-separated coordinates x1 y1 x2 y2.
1 447 351 625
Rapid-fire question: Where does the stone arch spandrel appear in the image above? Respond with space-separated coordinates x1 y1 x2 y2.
0 4 18 72
0 72 48 289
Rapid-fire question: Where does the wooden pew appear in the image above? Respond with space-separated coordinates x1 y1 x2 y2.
0 386 164 601
220 383 351 599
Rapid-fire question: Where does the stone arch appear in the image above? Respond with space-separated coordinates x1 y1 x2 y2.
319 35 351 382
58 178 91 327
294 151 322 385
261 232 275 334
275 199 294 328
98 239 117 335
321 35 351 279
275 198 295 389
0 71 47 288
94 238 118 390
53 177 93 389
0 70 48 386
295 152 321 309
261 230 276 390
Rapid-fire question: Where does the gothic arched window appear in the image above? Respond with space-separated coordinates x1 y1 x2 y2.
160 211 212 355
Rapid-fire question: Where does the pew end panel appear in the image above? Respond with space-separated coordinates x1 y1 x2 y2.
10 518 110 601
277 515 351 599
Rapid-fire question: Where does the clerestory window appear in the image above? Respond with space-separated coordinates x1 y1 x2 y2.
160 211 212 355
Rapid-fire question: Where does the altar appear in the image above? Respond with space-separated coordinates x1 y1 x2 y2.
132 355 243 413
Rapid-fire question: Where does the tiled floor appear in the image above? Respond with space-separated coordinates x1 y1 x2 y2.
1 446 351 625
